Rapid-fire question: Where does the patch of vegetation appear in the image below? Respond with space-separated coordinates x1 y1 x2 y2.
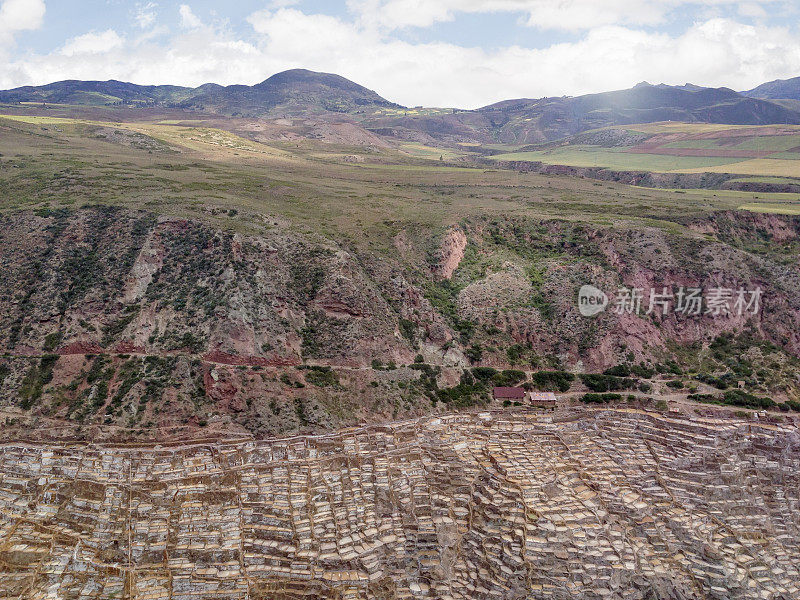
492 369 527 387
505 343 527 365
294 397 308 425
423 279 474 343
161 330 206 353
433 370 490 409
411 361 488 407
290 248 332 306
108 359 141 410
471 367 498 381
464 344 483 363
19 354 59 410
280 374 305 388
580 392 623 404
696 373 734 390
530 371 574 392
655 360 683 376
689 389 777 410
580 374 636 392
398 318 417 345
43 331 63 352
101 305 141 346
371 359 397 371
144 224 230 317
303 366 339 387
300 311 324 358
470 367 526 387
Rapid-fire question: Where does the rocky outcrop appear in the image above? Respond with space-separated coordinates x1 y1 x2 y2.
436 227 467 280
1 207 799 434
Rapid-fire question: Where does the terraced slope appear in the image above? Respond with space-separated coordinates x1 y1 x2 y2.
0 408 797 599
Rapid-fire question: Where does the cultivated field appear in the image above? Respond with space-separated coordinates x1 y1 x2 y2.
490 123 800 179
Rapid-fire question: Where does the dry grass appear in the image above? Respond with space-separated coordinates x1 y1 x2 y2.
2 112 798 252
680 158 800 177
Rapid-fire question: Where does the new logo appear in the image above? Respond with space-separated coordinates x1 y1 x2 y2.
578 285 609 317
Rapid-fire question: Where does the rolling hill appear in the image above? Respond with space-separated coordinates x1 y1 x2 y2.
0 69 402 116
367 82 800 144
0 79 195 106
745 76 800 101
3 73 800 143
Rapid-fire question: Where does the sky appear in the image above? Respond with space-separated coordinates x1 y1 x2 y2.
0 0 799 108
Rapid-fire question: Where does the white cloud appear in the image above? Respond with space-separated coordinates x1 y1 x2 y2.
1 6 800 108
243 9 800 106
60 30 124 56
134 2 158 29
346 0 784 31
738 2 767 17
179 4 202 29
268 0 301 7
0 0 45 47
0 0 46 33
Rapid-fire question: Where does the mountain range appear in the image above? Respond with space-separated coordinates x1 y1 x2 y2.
0 69 399 116
2 69 800 144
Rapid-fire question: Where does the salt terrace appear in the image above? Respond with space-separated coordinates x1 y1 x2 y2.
0 408 798 599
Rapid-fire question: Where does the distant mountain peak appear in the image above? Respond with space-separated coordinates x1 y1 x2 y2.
0 68 402 116
257 68 354 86
744 75 800 101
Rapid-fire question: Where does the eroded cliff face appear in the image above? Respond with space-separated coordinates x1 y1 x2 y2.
0 207 798 437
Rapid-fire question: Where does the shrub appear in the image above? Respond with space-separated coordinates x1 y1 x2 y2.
580 374 636 392
280 374 304 389
305 366 339 388
101 307 140 346
465 344 483 363
688 393 718 403
506 344 527 364
492 369 526 387
604 364 630 377
580 392 622 404
696 373 731 390
398 318 416 344
435 381 488 409
43 332 63 352
666 380 684 389
722 389 774 410
472 367 498 381
19 354 59 410
689 390 775 410
530 371 574 392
